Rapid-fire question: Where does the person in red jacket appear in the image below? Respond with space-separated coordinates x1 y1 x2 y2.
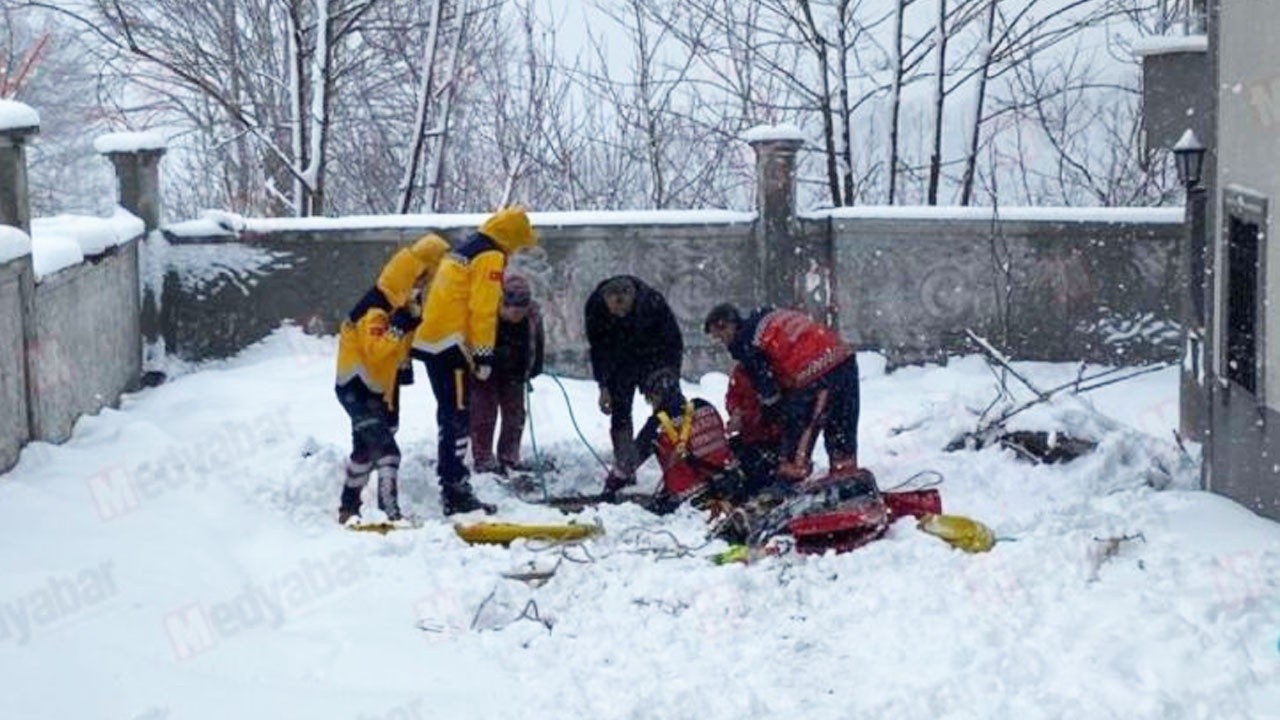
704 303 860 483
725 362 784 491
606 368 744 513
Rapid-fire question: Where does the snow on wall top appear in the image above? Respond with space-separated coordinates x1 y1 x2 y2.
1130 35 1208 57
93 131 168 155
0 99 39 132
741 124 806 144
30 207 145 279
164 208 758 237
808 205 1185 224
0 224 31 264
162 205 1184 239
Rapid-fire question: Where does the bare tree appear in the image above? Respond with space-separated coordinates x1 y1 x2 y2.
926 0 946 205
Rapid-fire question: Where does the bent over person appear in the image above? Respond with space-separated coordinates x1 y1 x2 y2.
583 275 683 494
704 303 860 483
335 234 449 523
412 206 538 515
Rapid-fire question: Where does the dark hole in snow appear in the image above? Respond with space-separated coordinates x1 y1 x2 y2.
946 430 1096 465
140 370 167 388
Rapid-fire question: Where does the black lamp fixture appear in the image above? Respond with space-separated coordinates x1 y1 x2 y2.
1173 128 1207 189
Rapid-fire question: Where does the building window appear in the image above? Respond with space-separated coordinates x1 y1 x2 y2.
1223 189 1268 398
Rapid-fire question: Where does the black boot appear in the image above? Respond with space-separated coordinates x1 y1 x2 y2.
338 485 362 524
441 480 496 516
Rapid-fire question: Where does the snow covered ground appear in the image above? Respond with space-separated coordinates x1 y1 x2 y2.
1 327 1278 720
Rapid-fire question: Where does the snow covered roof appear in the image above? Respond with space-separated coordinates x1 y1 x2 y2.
1131 35 1209 57
93 131 168 155
808 205 1185 224
30 207 145 279
0 99 39 133
742 124 806 144
0 224 31 264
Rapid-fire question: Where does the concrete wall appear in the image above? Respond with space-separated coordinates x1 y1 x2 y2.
0 255 32 470
830 215 1183 366
157 213 1183 377
29 240 142 443
1207 0 1280 519
157 221 758 377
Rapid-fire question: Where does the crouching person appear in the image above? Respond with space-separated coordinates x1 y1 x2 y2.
725 362 785 496
470 273 545 475
604 368 746 514
335 234 449 523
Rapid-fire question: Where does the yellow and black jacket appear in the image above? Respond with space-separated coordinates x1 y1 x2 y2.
413 207 538 367
336 234 450 410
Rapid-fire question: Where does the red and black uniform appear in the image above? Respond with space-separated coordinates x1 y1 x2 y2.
726 363 783 492
727 307 860 479
634 397 738 512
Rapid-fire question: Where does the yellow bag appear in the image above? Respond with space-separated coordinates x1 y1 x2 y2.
917 513 996 553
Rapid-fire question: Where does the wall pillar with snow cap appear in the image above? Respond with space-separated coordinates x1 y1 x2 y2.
0 100 40 235
746 125 832 320
96 132 167 233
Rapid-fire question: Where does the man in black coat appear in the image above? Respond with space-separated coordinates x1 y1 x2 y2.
584 275 684 492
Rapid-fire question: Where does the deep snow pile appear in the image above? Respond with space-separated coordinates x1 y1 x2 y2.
1 327 1278 720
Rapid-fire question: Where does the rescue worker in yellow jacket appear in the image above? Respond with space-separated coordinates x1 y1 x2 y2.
336 234 450 523
412 206 538 515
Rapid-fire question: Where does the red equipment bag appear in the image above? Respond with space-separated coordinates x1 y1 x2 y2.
882 488 943 520
785 468 890 555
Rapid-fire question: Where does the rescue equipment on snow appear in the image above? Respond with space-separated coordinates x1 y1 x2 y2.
882 488 943 519
344 518 423 534
759 467 890 555
454 520 604 546
917 513 996 553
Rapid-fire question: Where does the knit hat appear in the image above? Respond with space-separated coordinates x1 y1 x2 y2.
503 274 532 307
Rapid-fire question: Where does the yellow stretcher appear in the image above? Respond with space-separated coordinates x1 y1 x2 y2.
454 521 604 546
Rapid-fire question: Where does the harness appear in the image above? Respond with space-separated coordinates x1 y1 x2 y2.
656 401 694 459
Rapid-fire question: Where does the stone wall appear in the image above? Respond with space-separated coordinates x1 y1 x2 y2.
155 218 758 377
155 210 1183 377
29 241 142 443
0 240 142 469
827 211 1184 366
0 255 32 470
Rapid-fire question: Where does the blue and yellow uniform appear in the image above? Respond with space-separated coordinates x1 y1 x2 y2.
335 234 449 523
411 206 538 514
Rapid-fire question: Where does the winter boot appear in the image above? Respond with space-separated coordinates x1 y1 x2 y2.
338 458 371 524
441 480 496 516
376 456 402 521
338 485 362 524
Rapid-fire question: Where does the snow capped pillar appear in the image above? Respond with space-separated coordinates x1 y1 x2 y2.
96 132 168 233
746 125 806 309
0 100 40 235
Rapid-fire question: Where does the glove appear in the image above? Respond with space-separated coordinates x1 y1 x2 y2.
389 307 421 335
473 363 492 382
598 386 612 415
760 396 784 425
707 469 746 504
396 360 414 386
648 492 682 516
